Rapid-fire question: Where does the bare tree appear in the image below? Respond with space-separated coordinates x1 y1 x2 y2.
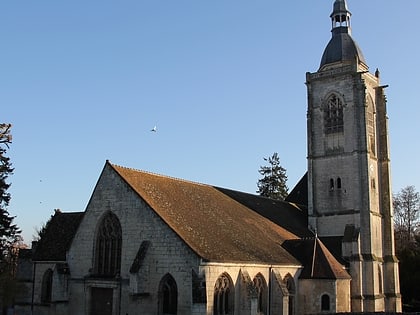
393 185 420 248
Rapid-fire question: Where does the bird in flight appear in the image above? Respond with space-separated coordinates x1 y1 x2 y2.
151 126 157 132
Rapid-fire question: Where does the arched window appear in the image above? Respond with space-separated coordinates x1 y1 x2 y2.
214 273 234 315
159 274 178 315
94 212 122 277
337 177 342 189
321 294 330 311
41 269 53 304
253 273 267 315
325 94 344 134
329 178 334 190
285 275 295 315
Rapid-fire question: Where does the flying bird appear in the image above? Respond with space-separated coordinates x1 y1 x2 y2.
151 126 157 132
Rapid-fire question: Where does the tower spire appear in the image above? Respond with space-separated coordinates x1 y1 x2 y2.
331 0 351 33
319 0 366 69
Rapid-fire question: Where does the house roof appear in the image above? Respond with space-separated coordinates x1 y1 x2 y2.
282 237 351 279
33 211 84 261
109 162 303 265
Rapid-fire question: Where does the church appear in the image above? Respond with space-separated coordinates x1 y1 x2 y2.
15 1 402 314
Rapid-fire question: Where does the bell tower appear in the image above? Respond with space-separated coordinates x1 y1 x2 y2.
306 0 401 312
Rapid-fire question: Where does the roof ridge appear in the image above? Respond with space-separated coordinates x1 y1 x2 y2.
108 161 209 187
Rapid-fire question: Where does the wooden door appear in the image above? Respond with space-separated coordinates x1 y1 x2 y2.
90 287 113 315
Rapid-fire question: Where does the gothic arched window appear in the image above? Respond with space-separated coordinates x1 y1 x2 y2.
325 94 344 134
285 275 295 315
321 294 330 311
159 273 178 315
41 269 53 304
94 212 122 277
253 273 267 315
213 273 234 315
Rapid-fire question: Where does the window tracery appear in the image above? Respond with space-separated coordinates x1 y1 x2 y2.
253 273 267 315
94 212 122 277
214 273 234 315
324 94 344 134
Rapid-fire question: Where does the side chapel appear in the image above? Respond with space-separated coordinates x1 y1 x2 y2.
15 0 402 314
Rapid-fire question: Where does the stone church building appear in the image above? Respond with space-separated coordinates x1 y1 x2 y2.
15 0 402 314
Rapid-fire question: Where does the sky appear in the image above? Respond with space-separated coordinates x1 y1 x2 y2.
2 1 420 245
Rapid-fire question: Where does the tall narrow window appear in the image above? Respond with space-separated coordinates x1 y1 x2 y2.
325 94 344 134
378 266 383 294
253 273 267 315
41 269 53 304
330 178 335 190
337 177 342 189
285 275 295 315
321 294 330 311
159 274 178 315
94 212 122 277
366 95 376 156
214 273 234 315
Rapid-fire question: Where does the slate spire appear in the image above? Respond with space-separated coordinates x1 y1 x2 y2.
319 0 366 69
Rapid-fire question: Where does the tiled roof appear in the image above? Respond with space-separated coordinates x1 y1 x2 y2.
285 172 308 207
33 211 84 261
282 237 351 279
319 236 347 266
110 162 302 265
216 187 311 238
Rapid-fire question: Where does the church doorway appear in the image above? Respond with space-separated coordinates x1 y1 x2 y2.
90 287 113 315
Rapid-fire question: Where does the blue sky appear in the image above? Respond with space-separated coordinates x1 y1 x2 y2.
2 1 419 244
